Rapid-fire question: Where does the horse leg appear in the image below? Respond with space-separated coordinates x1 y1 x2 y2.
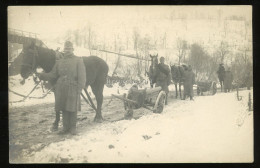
51 91 60 131
179 83 182 99
175 83 178 98
220 81 223 92
165 93 168 105
150 80 153 88
91 83 105 123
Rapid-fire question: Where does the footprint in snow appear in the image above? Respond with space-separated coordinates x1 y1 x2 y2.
108 144 115 149
143 135 152 140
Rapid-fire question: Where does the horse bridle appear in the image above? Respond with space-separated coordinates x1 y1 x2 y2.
21 46 39 75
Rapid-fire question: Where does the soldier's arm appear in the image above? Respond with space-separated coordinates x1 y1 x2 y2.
38 62 58 81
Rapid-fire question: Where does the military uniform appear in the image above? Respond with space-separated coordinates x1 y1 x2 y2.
38 41 86 135
224 70 233 92
183 67 195 100
156 63 171 93
217 64 225 92
156 59 171 104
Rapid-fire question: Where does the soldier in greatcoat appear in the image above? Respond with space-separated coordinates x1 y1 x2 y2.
183 65 195 100
156 57 171 105
217 63 225 92
224 67 233 92
37 41 86 135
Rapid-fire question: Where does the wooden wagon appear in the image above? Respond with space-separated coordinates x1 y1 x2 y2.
197 81 217 96
112 86 166 119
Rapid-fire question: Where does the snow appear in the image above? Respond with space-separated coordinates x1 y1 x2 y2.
9 75 55 107
19 89 253 163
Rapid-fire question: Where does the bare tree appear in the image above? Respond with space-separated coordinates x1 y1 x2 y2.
132 28 142 78
73 29 80 47
176 38 188 65
64 29 73 41
187 43 207 78
123 23 129 50
112 48 122 77
217 41 229 63
133 27 140 50
84 25 95 55
162 32 167 49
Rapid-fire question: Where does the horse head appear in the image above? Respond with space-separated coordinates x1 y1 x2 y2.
148 54 159 87
20 41 39 79
150 54 158 69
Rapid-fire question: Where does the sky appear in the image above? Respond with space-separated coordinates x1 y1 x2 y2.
8 6 252 41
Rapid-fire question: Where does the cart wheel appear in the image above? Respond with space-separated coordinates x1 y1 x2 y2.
153 91 166 113
211 81 217 95
197 86 200 96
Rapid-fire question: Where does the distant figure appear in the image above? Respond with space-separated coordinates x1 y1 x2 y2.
224 67 233 93
156 57 171 105
217 63 225 92
183 65 195 100
38 41 86 135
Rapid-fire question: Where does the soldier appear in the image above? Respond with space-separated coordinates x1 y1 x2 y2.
224 67 233 92
37 41 86 135
217 63 225 92
183 65 195 100
156 57 171 105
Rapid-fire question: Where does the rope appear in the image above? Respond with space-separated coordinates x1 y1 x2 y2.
9 80 54 103
105 97 114 106
80 93 95 110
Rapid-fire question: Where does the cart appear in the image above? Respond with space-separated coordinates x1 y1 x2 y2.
197 81 217 96
112 86 166 119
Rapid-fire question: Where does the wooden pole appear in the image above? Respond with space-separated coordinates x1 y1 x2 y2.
111 94 138 104
92 49 150 61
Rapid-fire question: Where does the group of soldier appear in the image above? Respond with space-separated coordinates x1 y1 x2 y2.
35 41 222 135
217 63 233 92
155 57 195 103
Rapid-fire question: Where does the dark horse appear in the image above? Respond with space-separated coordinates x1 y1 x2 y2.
20 42 109 123
9 51 24 76
147 54 159 88
170 64 186 99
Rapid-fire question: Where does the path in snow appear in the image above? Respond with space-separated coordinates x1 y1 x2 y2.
11 89 253 163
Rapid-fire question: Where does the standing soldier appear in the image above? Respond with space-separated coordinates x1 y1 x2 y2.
217 63 225 92
37 41 86 135
224 67 233 92
183 65 195 100
156 57 171 105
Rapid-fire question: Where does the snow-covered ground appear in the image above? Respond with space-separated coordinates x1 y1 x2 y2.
18 89 253 163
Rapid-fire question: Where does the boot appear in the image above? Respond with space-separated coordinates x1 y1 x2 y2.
58 111 69 135
182 95 186 100
69 111 77 135
165 94 168 105
51 122 58 131
51 110 60 131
